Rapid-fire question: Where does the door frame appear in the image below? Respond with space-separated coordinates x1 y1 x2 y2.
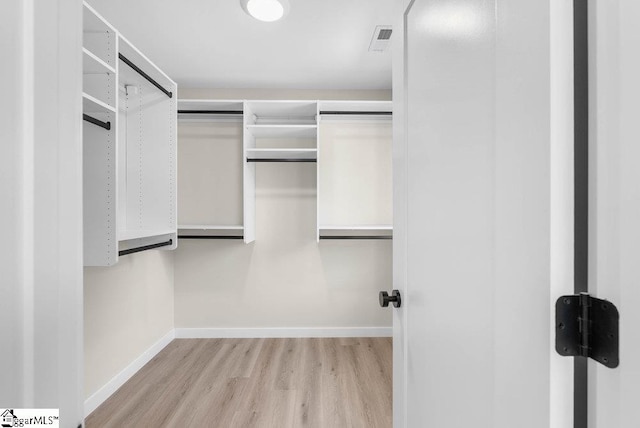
573 0 589 426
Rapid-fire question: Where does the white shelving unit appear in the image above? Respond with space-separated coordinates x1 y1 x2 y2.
83 2 177 266
243 100 319 243
83 2 118 266
175 98 392 244
317 100 393 240
117 34 177 252
82 3 116 113
177 100 245 240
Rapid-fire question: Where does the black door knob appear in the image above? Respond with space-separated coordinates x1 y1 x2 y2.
379 290 401 308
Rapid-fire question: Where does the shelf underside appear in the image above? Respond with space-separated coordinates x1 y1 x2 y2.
246 148 317 161
178 225 244 239
119 229 175 242
83 48 115 74
318 100 393 115
246 125 317 139
319 226 393 239
83 93 115 114
179 225 244 230
247 101 318 119
178 99 244 113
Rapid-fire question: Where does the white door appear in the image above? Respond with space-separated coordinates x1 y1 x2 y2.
391 0 576 426
589 0 640 426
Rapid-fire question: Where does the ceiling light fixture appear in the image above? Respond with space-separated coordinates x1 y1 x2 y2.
241 0 289 22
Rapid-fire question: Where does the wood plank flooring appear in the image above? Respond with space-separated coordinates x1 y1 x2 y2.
86 338 392 428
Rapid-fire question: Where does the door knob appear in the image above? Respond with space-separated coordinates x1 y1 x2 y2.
379 290 401 308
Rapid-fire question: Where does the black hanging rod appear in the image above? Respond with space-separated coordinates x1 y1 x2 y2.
320 236 392 240
178 235 244 240
83 114 111 130
119 53 173 98
247 158 317 163
178 110 243 115
320 111 392 116
119 239 173 256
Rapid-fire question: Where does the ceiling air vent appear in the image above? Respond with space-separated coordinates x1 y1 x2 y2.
378 29 393 40
369 25 392 52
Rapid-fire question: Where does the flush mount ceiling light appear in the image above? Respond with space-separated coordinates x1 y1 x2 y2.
241 0 290 22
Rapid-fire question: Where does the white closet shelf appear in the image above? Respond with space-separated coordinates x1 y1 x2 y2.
83 48 115 75
246 148 317 160
319 225 393 239
178 99 244 112
118 229 175 241
178 225 244 230
246 100 318 119
245 125 317 139
318 100 393 113
319 225 393 230
83 93 116 114
178 225 244 238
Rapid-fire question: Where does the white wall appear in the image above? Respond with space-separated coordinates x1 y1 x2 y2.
174 89 392 333
174 221 392 331
84 251 174 399
319 121 393 226
178 121 244 225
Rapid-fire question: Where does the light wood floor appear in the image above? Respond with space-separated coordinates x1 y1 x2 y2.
86 338 392 428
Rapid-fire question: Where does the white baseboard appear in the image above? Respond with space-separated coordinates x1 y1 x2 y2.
174 326 392 339
84 329 175 417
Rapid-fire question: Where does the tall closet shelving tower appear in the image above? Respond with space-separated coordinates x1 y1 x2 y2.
243 100 319 243
176 100 245 240
83 2 178 266
317 101 393 240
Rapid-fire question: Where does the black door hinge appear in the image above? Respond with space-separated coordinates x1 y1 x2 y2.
555 293 619 368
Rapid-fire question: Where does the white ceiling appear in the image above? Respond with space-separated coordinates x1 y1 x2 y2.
89 0 393 90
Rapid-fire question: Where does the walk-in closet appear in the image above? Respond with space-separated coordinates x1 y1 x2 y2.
80 1 394 426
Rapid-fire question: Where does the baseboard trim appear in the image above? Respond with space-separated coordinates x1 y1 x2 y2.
174 327 392 339
84 329 175 417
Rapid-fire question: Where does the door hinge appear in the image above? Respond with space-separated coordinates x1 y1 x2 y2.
555 293 619 368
